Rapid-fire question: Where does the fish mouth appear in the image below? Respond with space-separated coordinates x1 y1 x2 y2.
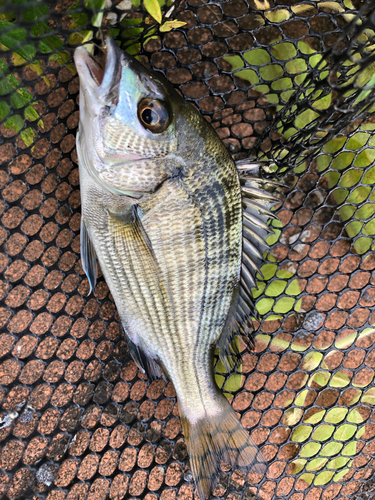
82 50 106 86
74 37 123 95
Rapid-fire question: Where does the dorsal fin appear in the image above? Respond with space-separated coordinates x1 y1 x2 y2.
239 161 282 294
216 160 282 368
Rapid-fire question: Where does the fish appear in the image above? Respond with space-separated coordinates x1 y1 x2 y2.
74 37 280 499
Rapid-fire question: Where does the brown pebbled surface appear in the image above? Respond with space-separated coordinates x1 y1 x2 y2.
0 4 375 500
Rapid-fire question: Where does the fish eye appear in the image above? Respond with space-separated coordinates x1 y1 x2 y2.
138 98 170 133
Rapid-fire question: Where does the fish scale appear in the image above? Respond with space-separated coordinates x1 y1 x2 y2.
181 157 243 356
75 38 273 499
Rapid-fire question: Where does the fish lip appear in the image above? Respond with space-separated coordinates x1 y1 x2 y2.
74 46 104 90
74 37 124 97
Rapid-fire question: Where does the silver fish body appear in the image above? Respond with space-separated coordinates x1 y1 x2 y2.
75 38 271 498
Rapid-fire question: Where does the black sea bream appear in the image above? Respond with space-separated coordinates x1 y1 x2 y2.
75 38 280 498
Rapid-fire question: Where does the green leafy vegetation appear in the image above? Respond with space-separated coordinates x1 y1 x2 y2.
0 0 185 143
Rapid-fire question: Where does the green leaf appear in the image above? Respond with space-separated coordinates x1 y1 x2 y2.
285 279 301 296
299 442 321 458
39 34 64 53
254 334 271 348
300 351 323 372
354 149 375 168
347 409 367 424
276 265 296 279
252 281 265 299
215 374 225 389
353 237 372 255
223 374 243 393
265 8 290 23
311 424 334 442
256 298 274 315
0 101 10 120
338 205 356 221
31 19 51 37
330 188 348 205
260 64 283 81
331 151 355 170
160 20 187 31
327 457 349 470
291 425 312 442
271 42 296 60
290 459 306 475
285 58 307 74
356 203 375 220
3 114 24 133
322 171 340 188
361 387 375 404
309 371 330 388
260 263 278 280
24 104 40 122
324 407 348 424
306 457 328 472
320 441 343 457
335 330 357 349
347 185 371 204
244 48 270 66
11 87 33 109
346 132 370 150
317 155 331 171
221 55 244 71
234 69 259 86
333 468 351 482
363 219 375 235
333 424 357 441
298 40 318 55
342 441 357 456
270 335 290 351
68 11 89 30
314 470 335 486
330 371 351 388
339 168 362 188
20 127 36 147
313 94 332 110
144 0 162 23
303 408 325 424
22 3 49 22
295 109 319 129
323 137 346 153
273 297 295 313
297 473 314 485
362 166 375 184
265 280 287 297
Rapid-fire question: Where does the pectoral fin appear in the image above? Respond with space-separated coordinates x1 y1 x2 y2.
109 205 172 381
81 218 98 295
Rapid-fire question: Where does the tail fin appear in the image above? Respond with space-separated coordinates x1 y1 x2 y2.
180 398 267 500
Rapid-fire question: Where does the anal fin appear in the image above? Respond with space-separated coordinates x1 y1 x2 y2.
81 218 98 295
123 325 167 381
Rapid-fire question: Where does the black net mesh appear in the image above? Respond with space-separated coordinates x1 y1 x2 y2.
2 1 375 499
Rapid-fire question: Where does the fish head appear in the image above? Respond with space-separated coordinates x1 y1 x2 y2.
74 37 184 197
